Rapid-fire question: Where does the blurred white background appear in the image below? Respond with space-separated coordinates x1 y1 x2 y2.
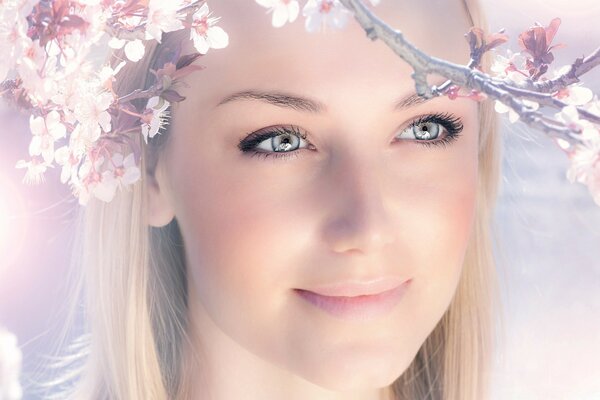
0 1 599 399
483 1 600 399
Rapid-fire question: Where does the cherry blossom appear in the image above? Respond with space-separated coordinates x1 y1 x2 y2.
75 155 118 205
14 156 50 185
490 49 528 83
141 96 171 144
553 84 594 107
0 0 32 81
54 145 82 184
566 128 600 206
145 0 186 43
109 37 147 63
73 89 114 143
107 152 141 188
190 3 229 54
555 105 599 139
0 327 22 400
27 110 67 164
255 0 300 28
302 0 354 33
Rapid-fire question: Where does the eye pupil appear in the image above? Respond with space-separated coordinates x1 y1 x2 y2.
413 122 439 140
273 133 297 151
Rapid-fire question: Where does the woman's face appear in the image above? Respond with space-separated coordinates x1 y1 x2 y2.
148 0 479 394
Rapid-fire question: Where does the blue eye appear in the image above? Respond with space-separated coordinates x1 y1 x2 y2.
238 126 313 161
238 112 464 161
395 112 464 149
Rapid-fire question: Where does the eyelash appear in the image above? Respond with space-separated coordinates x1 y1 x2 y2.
237 112 464 161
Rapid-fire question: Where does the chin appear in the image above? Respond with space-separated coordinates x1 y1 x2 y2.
294 350 414 392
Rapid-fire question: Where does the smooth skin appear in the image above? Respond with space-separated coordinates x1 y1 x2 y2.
147 1 478 399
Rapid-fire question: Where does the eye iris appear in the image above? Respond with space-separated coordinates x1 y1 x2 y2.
413 122 440 140
272 133 298 152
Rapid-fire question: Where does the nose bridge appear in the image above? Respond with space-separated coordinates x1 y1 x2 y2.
322 147 396 255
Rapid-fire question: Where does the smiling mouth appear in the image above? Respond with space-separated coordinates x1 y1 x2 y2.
293 278 412 321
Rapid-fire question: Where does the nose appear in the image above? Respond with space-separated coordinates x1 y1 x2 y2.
321 150 397 255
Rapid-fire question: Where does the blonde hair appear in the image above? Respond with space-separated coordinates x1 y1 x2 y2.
39 1 504 398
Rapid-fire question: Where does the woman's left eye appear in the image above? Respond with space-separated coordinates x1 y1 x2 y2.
394 112 464 149
238 112 464 161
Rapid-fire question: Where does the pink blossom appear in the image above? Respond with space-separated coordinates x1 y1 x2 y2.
302 0 353 33
566 128 600 206
145 0 186 43
75 155 118 204
108 37 146 63
553 84 594 106
73 89 114 142
255 0 300 28
490 49 528 83
107 152 141 188
141 96 170 144
54 145 82 184
190 3 229 55
555 105 598 139
27 110 67 164
15 156 50 185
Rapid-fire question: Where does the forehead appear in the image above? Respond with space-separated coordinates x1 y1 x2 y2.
178 0 473 109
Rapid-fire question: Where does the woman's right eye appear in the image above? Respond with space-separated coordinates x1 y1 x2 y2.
238 126 314 160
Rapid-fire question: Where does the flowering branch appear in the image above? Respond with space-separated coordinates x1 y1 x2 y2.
2 0 600 207
339 0 600 205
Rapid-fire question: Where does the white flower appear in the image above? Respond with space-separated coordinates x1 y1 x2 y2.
124 39 146 62
190 3 229 55
566 127 600 206
490 49 527 83
27 110 67 164
145 0 186 43
494 99 539 123
0 327 23 400
75 155 119 204
555 105 599 139
107 152 141 188
141 96 171 144
73 89 114 143
553 84 594 106
15 156 50 185
97 61 126 91
54 145 82 184
368 0 381 5
302 0 354 33
0 2 30 82
255 0 300 27
110 37 146 62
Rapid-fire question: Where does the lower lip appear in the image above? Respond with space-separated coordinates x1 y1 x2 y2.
294 279 412 321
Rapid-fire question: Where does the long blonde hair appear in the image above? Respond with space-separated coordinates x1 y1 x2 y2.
39 1 504 398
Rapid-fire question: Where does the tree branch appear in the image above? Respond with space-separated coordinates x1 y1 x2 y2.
339 0 600 147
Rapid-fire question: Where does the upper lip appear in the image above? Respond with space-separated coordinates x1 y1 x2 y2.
297 276 412 297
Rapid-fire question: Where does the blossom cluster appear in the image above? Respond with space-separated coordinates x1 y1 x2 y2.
1 0 385 206
485 18 600 205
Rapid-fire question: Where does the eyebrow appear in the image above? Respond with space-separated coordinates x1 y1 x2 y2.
215 89 432 113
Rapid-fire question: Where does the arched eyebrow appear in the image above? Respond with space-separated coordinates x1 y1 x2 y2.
215 89 431 113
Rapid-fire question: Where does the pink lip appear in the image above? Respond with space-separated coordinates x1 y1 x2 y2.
294 278 412 321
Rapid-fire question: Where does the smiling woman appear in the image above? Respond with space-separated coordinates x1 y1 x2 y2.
42 1 503 400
